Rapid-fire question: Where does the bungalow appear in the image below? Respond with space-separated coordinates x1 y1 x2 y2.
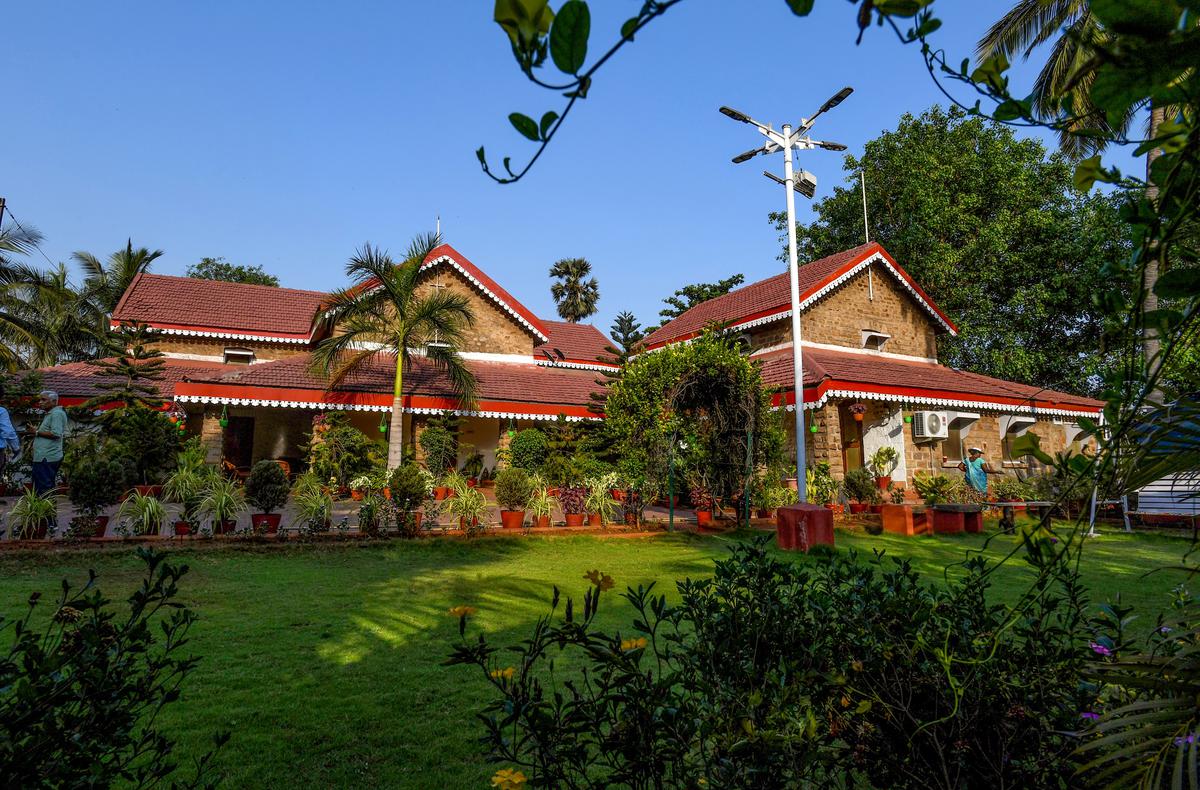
642 241 1103 483
39 239 1102 485
39 243 615 472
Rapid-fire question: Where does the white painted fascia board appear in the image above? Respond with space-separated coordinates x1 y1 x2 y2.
174 393 599 421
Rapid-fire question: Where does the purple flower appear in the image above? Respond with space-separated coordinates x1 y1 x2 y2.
1049 537 1059 544
1081 711 1101 721
1090 642 1113 657
1160 626 1174 634
1175 734 1196 746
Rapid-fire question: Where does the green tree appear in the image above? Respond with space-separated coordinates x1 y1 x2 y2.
658 273 744 322
771 105 1130 394
312 235 477 469
549 257 599 323
85 322 166 411
187 257 279 287
608 311 643 359
73 239 162 315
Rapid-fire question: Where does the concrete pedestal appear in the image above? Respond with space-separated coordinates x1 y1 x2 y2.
777 504 835 552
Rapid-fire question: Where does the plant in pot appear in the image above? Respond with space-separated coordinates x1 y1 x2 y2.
66 454 126 538
526 475 553 529
479 465 496 489
867 446 899 490
198 476 246 535
10 489 59 540
584 473 620 527
889 484 906 505
116 491 167 538
447 484 489 536
357 493 391 537
557 485 587 527
993 475 1035 505
459 447 484 486
293 484 333 536
388 463 430 537
688 477 716 528
806 462 840 511
246 460 291 534
509 428 548 471
495 467 533 529
841 468 879 514
162 464 213 537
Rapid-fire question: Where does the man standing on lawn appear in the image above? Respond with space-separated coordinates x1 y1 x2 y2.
958 446 996 495
28 390 67 495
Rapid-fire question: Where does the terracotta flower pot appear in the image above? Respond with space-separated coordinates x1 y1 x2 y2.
868 504 883 514
134 484 163 498
848 503 869 514
610 489 626 502
214 520 237 535
433 486 451 500
534 515 551 529
173 521 193 536
466 478 478 489
88 515 110 538
547 487 560 498
458 516 480 530
588 513 602 527
696 510 713 527
401 511 424 530
252 513 282 533
624 512 638 526
853 413 864 422
824 503 844 515
756 508 774 519
500 510 525 529
565 513 585 527
875 476 892 490
350 490 364 502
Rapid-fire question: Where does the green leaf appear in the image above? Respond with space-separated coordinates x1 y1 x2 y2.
475 146 487 167
970 51 1010 88
1073 155 1104 192
539 111 559 139
874 0 933 17
550 0 590 75
508 112 541 142
1091 0 1181 36
1010 433 1052 465
992 100 1024 122
620 16 639 40
915 16 941 36
784 0 815 14
494 0 554 47
1155 268 1200 300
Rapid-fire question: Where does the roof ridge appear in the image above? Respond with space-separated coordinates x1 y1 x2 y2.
133 271 328 297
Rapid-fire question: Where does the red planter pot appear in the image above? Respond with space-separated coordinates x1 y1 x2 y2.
534 515 551 529
173 521 193 536
433 487 451 500
88 515 110 538
696 510 713 528
848 503 869 515
624 512 638 526
564 513 585 527
350 490 364 501
756 508 774 519
466 479 478 489
500 510 525 529
588 513 602 527
875 476 892 491
19 524 50 540
547 487 560 498
214 520 237 535
458 516 480 530
399 511 424 530
134 485 163 498
868 504 883 514
824 503 845 515
252 513 282 533
610 489 626 502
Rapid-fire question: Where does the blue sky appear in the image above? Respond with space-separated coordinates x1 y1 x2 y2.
4 2 1140 336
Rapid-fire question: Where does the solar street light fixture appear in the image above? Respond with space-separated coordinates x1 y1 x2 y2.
720 86 854 503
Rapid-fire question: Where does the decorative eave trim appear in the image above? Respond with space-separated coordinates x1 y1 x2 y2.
114 321 310 345
772 381 1101 419
535 359 618 372
421 255 550 343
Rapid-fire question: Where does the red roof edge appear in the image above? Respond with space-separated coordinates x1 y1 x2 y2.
110 271 144 320
869 245 959 335
424 244 550 342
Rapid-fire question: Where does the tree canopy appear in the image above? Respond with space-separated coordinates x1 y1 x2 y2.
549 257 599 323
772 105 1130 394
187 257 279 287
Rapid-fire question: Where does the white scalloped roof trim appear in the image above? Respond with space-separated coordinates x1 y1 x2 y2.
534 359 618 372
175 393 596 420
777 388 1098 417
126 325 310 344
422 256 549 342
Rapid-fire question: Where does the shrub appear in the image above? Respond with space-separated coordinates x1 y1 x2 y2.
0 548 226 787
805 462 839 505
197 476 245 528
67 453 126 519
419 425 457 473
993 475 1035 503
450 537 1088 788
557 485 586 515
509 429 548 471
841 467 880 504
307 412 376 489
105 407 182 486
245 460 290 514
495 468 534 511
912 472 970 504
116 493 166 537
9 490 58 539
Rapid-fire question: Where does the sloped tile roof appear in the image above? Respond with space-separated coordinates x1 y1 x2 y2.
112 273 328 339
753 346 1103 411
535 320 615 365
423 244 550 342
39 358 242 401
643 242 956 348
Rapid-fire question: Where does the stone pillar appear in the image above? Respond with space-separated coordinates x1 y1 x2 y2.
809 402 844 479
200 406 225 465
496 426 513 470
410 415 428 466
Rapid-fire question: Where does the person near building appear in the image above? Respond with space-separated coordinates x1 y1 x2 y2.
958 446 996 494
0 383 20 479
28 390 67 495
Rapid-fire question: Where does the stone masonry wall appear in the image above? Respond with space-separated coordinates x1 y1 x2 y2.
156 336 309 362
415 268 536 355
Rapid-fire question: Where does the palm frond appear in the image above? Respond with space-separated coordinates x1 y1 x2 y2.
423 344 478 409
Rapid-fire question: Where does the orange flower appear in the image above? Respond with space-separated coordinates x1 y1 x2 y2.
620 637 648 651
448 606 478 618
840 695 851 708
491 768 527 789
490 666 516 681
851 660 863 673
584 570 615 591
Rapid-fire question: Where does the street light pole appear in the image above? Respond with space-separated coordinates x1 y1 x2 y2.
781 125 808 502
719 87 853 506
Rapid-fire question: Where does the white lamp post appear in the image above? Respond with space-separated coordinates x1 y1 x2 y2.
719 87 853 502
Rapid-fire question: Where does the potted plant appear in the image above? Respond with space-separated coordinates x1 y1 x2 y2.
688 478 716 528
447 484 489 535
246 460 290 534
66 454 125 538
479 465 496 490
912 473 982 534
293 483 333 534
459 446 484 487
348 474 371 501
867 446 899 490
419 424 457 478
387 463 429 536
495 467 533 529
848 402 867 422
993 476 1035 505
116 491 167 537
557 485 587 527
10 489 59 540
527 475 553 529
806 462 840 513
841 468 879 514
162 465 212 537
198 476 246 535
584 473 620 527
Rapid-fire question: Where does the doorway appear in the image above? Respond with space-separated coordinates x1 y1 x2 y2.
224 416 255 468
838 403 865 472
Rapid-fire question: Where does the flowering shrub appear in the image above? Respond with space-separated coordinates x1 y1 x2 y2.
449 537 1090 788
556 485 586 515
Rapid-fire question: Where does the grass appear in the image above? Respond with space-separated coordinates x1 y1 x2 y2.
0 521 1195 788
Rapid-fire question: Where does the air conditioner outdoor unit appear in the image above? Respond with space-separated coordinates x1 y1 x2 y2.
912 410 949 440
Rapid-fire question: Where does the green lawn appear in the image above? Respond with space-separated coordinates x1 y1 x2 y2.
0 523 1193 788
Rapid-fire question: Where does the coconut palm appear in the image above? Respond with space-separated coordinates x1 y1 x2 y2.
549 257 599 323
73 239 163 315
311 234 478 469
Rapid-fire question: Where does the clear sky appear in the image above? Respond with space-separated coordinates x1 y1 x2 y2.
3 2 1140 337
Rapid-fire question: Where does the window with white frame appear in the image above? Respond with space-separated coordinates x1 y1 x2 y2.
861 329 891 351
943 412 980 465
223 347 255 365
1001 415 1037 465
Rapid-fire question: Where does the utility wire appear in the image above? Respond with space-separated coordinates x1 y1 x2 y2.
2 205 57 268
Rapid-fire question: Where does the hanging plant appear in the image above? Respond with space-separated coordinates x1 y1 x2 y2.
378 413 388 433
849 402 867 422
218 405 229 429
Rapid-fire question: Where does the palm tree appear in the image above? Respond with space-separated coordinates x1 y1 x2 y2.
549 257 599 323
73 239 163 315
977 1 1169 370
0 223 54 369
311 234 478 469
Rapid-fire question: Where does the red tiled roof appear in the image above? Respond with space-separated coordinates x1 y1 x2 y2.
535 320 615 365
178 353 605 412
111 273 328 340
643 242 956 348
753 346 1103 412
38 358 243 402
